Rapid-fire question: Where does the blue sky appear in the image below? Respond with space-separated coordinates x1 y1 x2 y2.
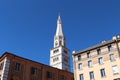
0 0 120 72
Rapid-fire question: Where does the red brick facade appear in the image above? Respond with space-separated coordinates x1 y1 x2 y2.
0 52 74 80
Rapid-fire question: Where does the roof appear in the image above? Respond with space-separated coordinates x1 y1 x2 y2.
56 15 64 36
73 38 120 56
1 52 73 74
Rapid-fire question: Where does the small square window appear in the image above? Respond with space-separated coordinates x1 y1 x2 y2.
47 71 52 78
61 75 65 80
31 67 37 75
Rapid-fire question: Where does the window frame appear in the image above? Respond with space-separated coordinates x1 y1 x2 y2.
78 63 82 70
88 60 92 67
98 57 103 64
78 55 81 61
15 62 21 71
79 74 84 80
89 71 94 80
110 54 115 61
31 67 37 75
87 52 91 58
47 71 52 79
100 69 106 77
97 49 101 55
112 65 119 75
61 75 65 80
108 45 112 52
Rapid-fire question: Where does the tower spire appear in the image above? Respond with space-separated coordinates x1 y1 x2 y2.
56 15 64 36
50 15 70 71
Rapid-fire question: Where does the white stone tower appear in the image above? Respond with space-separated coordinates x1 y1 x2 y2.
50 15 70 71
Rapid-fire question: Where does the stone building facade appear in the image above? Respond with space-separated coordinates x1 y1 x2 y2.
73 35 120 80
0 52 74 80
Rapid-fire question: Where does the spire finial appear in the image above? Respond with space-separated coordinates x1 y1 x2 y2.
58 13 61 19
57 13 62 24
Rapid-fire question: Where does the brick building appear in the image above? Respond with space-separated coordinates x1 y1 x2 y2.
73 35 120 80
0 52 74 80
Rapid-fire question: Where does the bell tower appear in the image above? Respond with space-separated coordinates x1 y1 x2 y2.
50 15 70 71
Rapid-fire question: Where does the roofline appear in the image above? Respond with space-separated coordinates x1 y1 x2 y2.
1 52 73 74
73 39 120 56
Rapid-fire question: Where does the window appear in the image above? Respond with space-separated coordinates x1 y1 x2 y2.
64 56 69 63
98 57 103 64
0 62 4 70
97 49 101 55
78 63 82 70
47 71 52 78
15 63 21 71
78 55 81 61
114 78 120 80
88 60 92 67
112 66 119 75
71 78 74 80
89 72 94 80
11 78 13 80
79 74 84 80
110 54 115 61
31 67 37 75
31 78 35 80
61 75 65 80
53 49 59 53
100 69 106 77
53 57 59 62
108 45 112 51
64 49 68 54
87 52 90 58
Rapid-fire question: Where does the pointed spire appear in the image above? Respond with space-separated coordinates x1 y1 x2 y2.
58 14 62 24
56 15 64 36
